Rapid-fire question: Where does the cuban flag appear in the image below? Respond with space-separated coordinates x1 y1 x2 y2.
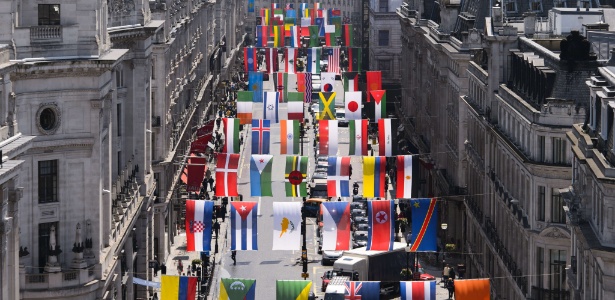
367 200 395 251
327 156 351 197
344 281 380 299
321 202 351 250
263 92 280 123
185 200 213 252
230 201 258 250
251 119 270 154
400 281 437 300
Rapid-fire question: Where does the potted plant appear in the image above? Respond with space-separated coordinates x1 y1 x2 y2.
191 259 202 268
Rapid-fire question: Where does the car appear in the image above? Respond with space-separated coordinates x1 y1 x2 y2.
353 216 368 224
336 111 348 127
350 202 365 210
351 209 366 218
352 232 368 248
317 156 329 165
310 184 329 199
321 270 342 292
312 172 327 180
355 223 370 232
315 165 328 173
310 103 320 114
304 198 326 219
321 250 344 266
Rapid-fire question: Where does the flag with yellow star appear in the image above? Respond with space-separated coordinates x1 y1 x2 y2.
410 198 438 252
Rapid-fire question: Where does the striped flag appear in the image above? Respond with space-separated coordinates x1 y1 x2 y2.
280 119 300 155
237 91 253 125
285 156 308 197
400 281 436 300
244 47 258 72
220 278 256 300
185 200 213 252
305 73 313 103
256 25 269 47
410 198 438 251
363 156 386 198
321 202 351 250
272 25 285 47
325 25 337 46
319 120 338 156
366 71 382 92
276 281 312 299
250 155 273 196
300 3 309 18
289 26 300 48
230 201 258 250
215 153 240 197
284 17 296 37
327 47 341 74
343 72 359 92
315 17 325 37
348 119 368 156
285 48 298 73
307 47 321 73
378 118 398 156
161 275 197 300
300 17 311 27
347 47 361 72
273 202 302 250
260 8 270 26
370 90 387 121
396 155 414 199
318 92 336 120
263 92 280 123
248 72 264 102
222 118 240 154
273 72 288 102
327 156 351 197
287 92 305 120
251 119 270 154
367 200 395 251
265 48 279 74
342 24 353 46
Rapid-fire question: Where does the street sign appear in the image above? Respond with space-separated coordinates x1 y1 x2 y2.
289 170 303 185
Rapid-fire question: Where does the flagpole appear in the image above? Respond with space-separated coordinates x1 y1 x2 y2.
257 196 262 216
300 114 309 279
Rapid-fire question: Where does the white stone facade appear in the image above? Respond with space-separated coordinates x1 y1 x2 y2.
369 0 402 86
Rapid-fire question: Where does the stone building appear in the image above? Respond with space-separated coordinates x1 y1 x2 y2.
369 0 403 92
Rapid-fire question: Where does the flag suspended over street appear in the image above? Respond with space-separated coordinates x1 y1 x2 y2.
321 202 351 250
272 202 301 250
318 120 338 156
320 72 336 93
260 8 270 26
276 280 312 300
327 156 351 197
289 26 300 48
247 0 255 13
251 119 271 155
237 91 254 125
367 200 395 251
326 47 340 74
263 92 280 123
410 198 438 252
454 279 491 300
318 91 336 120
219 278 256 300
250 155 273 197
344 91 362 120
347 47 362 72
222 118 240 154
378 118 398 156
265 48 279 74
348 119 368 156
248 72 264 102
256 25 268 47
324 24 337 46
286 92 305 120
307 47 321 73
215 153 240 197
342 24 353 46
344 281 380 299
280 119 300 155
272 25 285 47
363 156 387 198
185 200 213 252
315 17 325 37
366 71 382 92
244 47 258 72
343 71 359 92
400 281 436 300
285 156 308 197
397 155 415 199
308 25 320 47
284 48 298 73
273 72 288 102
230 201 258 250
370 90 387 121
161 275 198 300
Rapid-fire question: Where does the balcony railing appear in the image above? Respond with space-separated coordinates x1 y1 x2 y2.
22 267 96 291
531 286 570 300
30 25 62 41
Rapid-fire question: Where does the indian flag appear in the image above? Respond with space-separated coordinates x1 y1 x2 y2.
280 120 300 155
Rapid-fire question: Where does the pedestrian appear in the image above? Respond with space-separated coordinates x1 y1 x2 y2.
160 263 167 275
153 260 159 277
208 177 215 191
220 206 227 222
231 250 237 265
178 260 184 274
349 164 353 179
449 267 456 280
213 221 220 238
446 278 455 299
442 264 450 285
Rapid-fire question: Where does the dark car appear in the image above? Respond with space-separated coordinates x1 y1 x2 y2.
310 184 329 199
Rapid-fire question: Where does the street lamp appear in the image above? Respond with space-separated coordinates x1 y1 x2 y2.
405 233 412 280
441 223 448 264
300 116 308 280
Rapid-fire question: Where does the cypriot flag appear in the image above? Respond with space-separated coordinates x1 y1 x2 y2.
272 202 301 250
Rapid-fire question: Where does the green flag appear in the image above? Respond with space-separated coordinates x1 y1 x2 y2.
250 155 273 197
220 278 256 300
309 25 320 47
285 156 308 197
276 280 312 300
318 92 336 120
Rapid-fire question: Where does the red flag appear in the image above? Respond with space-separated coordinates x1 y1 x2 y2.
215 153 240 196
265 48 279 74
367 200 395 250
366 71 382 93
455 279 490 300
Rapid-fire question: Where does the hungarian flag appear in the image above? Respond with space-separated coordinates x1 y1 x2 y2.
285 156 308 197
321 72 336 93
308 25 320 47
272 25 285 47
220 278 256 300
307 47 321 73
251 119 270 155
324 24 337 46
260 8 270 26
366 71 382 92
367 200 395 251
273 202 302 250
250 155 273 197
342 24 353 46
410 198 438 251
273 72 288 102
326 47 341 74
454 279 490 300
343 72 359 92
370 90 387 121
185 200 213 252
230 201 258 250
378 118 398 156
185 153 206 192
396 155 415 199
363 156 386 198
222 118 240 154
244 47 258 72
263 92 280 123
161 276 197 300
344 91 362 120
289 26 300 48
347 47 361 72
344 281 380 299
319 120 338 156
248 72 264 102
296 73 312 103
276 281 312 300
318 92 336 120
348 120 368 156
256 25 269 47
321 202 351 250
280 119 300 155
265 48 279 74
327 156 351 197
284 48 298 73
400 281 436 300
236 91 253 125
215 153 240 197
287 92 305 120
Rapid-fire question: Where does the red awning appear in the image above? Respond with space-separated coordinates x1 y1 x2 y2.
190 134 213 154
181 153 207 193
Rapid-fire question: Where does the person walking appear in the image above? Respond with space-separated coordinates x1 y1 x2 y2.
449 267 456 280
177 260 184 274
446 278 455 299
442 264 451 286
231 250 237 265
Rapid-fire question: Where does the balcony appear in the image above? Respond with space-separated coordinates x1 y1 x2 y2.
21 265 96 291
531 286 570 300
30 25 62 43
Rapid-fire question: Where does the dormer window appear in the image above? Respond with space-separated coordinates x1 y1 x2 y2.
504 0 517 13
38 4 60 26
530 1 543 12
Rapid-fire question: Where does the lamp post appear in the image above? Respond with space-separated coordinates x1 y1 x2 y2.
300 117 308 279
405 233 411 280
441 223 447 263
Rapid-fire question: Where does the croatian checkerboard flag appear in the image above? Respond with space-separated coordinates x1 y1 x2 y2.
367 200 395 251
230 201 258 250
327 156 351 197
185 200 213 252
400 281 436 300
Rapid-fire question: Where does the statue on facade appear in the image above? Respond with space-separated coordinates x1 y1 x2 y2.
44 225 62 272
72 223 84 253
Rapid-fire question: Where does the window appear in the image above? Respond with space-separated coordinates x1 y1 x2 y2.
538 135 545 162
551 188 566 224
552 137 567 164
38 160 58 203
378 30 389 46
116 69 124 88
549 249 567 291
38 222 59 272
504 0 517 12
38 4 60 25
378 0 389 12
117 151 122 175
538 186 545 221
379 60 391 78
537 247 544 289
117 104 122 137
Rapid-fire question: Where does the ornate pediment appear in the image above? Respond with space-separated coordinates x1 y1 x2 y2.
539 226 571 240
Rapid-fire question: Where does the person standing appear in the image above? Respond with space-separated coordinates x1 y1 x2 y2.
442 264 451 285
231 250 237 265
446 278 455 299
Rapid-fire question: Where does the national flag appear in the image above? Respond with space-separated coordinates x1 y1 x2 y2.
230 201 258 250
272 25 285 47
400 281 437 300
280 119 300 155
370 90 387 120
300 17 311 27
321 202 350 250
222 118 240 154
284 17 295 37
186 153 206 192
285 156 308 197
343 72 359 92
271 3 280 10
161 275 198 300
347 47 361 72
454 279 490 300
308 26 320 47
265 48 279 74
264 92 280 123
276 280 312 300
220 278 256 300
286 92 305 120
299 3 309 18
367 200 395 251
324 25 337 46
289 27 300 48
248 72 264 102
256 25 269 47
185 200 213 252
307 47 321 73
342 24 353 46
244 47 258 72
251 119 270 154
363 156 386 198
315 17 325 37
344 91 362 120
285 3 294 10
236 91 253 125
319 120 338 156
318 92 336 120
348 120 368 156
247 0 255 13
320 72 336 93
327 156 351 197
296 72 312 103
273 8 284 23
396 155 415 199
284 48 298 73
215 153 240 197
250 155 273 196
366 71 382 92
378 118 398 156
273 202 301 250
344 281 380 299
410 198 438 252
260 8 270 26
326 48 341 74
273 72 288 102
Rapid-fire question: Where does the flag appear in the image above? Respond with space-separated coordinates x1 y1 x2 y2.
284 48 298 73
286 92 305 120
247 0 255 13
289 27 300 48
370 90 387 121
271 3 280 10
307 47 321 73
273 72 288 102
315 17 325 37
366 71 382 92
276 280 312 300
244 47 258 72
161 275 198 300
265 48 279 74
319 120 338 156
309 26 320 47
186 153 206 192
256 25 269 47
367 200 395 251
454 279 490 300
251 119 270 154
237 91 254 125
273 8 284 24
325 25 337 46
280 119 300 155
343 71 359 92
397 155 415 199
300 17 311 27
220 278 256 300
250 155 273 197
299 3 309 18
410 198 438 251
378 118 398 156
321 202 350 250
342 24 353 46
348 120 368 156
273 202 301 250
400 281 437 300
222 118 240 154
347 47 361 72
326 47 341 74
296 73 312 103
345 91 362 120
216 153 240 197
327 156 351 197
248 72 264 102
320 72 336 93
264 92 280 123
344 281 380 299
363 156 386 198
230 202 258 250
260 8 270 26
318 92 336 120
185 200 213 252
285 156 308 197
272 25 285 47
284 17 295 37
285 3 294 10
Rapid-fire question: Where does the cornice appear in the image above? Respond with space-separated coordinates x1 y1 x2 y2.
28 137 95 153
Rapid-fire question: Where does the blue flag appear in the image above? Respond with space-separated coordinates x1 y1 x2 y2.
410 198 438 251
251 119 270 154
248 0 255 12
248 72 264 102
263 92 280 123
344 281 380 299
250 155 273 197
315 17 325 37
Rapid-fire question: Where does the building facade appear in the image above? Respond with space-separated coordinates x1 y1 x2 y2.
369 0 403 91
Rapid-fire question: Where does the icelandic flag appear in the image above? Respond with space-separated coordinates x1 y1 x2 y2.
318 120 338 156
263 92 280 123
363 156 386 198
250 155 273 197
410 198 438 252
321 202 351 250
220 278 256 300
400 281 437 300
185 200 213 252
344 281 380 299
367 200 395 251
327 156 351 197
307 47 321 74
244 47 257 72
251 119 270 154
161 275 198 300
396 155 415 199
248 72 264 102
230 201 258 250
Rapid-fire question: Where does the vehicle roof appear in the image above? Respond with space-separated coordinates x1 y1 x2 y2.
342 242 407 257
